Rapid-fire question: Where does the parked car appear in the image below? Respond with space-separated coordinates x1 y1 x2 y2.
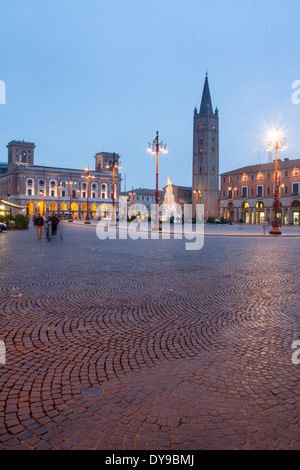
0 222 7 232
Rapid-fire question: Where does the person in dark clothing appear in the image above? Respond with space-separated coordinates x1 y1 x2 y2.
50 214 60 236
34 214 44 239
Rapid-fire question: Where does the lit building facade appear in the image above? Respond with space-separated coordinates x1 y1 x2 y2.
220 158 300 225
0 141 122 219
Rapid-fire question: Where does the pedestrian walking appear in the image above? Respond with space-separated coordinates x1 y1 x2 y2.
50 214 60 236
45 216 51 241
34 214 44 239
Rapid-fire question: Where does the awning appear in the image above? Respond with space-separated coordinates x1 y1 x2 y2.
0 199 26 210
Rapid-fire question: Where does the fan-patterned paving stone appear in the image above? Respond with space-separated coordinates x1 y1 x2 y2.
0 223 300 449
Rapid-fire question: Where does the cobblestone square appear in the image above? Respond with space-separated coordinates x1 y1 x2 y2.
0 222 299 450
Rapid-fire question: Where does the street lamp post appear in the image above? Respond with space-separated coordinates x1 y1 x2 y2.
57 184 61 218
147 131 167 230
128 187 136 219
105 153 122 226
39 190 45 216
267 127 287 235
68 176 76 222
228 185 237 224
81 166 95 224
193 189 202 204
78 188 81 220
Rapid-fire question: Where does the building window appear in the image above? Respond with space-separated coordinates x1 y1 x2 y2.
82 191 86 198
27 189 32 196
284 186 288 194
243 174 247 182
257 185 263 197
251 174 254 180
236 190 239 197
101 193 105 199
61 190 65 197
51 190 55 197
251 188 254 196
92 192 96 198
241 186 248 198
292 183 299 196
267 172 270 179
267 187 270 195
50 181 56 188
222 190 225 197
39 180 44 187
223 177 226 183
295 168 299 177
285 170 289 177
258 172 262 181
236 175 239 182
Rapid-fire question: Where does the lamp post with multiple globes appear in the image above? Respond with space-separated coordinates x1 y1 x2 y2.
193 189 202 204
267 127 287 235
147 131 167 230
105 153 122 226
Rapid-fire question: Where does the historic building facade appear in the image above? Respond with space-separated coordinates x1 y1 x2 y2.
220 158 300 225
0 140 122 219
162 182 192 210
121 188 163 218
192 74 219 219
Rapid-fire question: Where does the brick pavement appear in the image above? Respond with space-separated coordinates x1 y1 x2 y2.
0 221 299 449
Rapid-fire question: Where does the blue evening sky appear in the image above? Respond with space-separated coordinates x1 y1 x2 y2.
1 0 300 191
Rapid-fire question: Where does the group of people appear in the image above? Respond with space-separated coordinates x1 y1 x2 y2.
34 214 60 240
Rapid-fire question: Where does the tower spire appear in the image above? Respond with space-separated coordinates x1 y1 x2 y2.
200 73 212 114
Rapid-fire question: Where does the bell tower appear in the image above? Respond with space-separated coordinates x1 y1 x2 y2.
192 74 219 220
7 140 35 167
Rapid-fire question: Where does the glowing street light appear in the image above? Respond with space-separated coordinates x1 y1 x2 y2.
228 184 237 224
267 126 287 235
147 131 167 230
193 189 202 205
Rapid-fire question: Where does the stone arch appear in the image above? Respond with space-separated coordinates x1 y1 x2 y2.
26 201 34 217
